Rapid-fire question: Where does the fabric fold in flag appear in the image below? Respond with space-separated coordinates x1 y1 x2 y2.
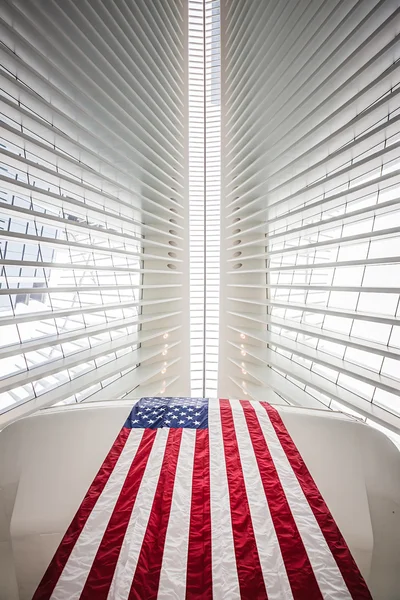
33 397 372 600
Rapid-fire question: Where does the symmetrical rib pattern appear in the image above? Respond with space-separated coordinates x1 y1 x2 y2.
0 0 187 427
221 0 400 440
1 0 400 443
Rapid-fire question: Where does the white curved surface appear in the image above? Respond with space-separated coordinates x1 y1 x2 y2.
0 401 399 600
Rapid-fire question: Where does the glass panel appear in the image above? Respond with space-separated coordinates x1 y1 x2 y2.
189 0 221 396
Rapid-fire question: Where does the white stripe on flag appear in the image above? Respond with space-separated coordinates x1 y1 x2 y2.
208 399 241 600
230 400 294 600
253 402 352 600
50 429 144 600
107 428 169 600
157 429 196 599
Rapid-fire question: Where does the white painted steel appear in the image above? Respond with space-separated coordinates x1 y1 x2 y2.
0 0 400 444
219 0 400 441
0 0 188 423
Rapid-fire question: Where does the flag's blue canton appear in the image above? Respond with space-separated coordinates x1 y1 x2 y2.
124 397 209 430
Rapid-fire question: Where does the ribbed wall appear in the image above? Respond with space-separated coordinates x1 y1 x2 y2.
220 0 400 441
0 0 188 427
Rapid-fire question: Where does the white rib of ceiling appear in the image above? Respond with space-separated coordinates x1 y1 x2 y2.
0 0 188 428
220 0 400 442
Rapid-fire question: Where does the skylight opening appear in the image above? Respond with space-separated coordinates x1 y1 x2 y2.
188 0 221 397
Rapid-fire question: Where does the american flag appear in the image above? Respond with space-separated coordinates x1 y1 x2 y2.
33 398 371 600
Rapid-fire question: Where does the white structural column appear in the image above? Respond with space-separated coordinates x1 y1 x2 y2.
189 0 221 397
220 0 400 441
0 0 188 427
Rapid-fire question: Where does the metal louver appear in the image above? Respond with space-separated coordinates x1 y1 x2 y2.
0 0 187 427
220 0 400 445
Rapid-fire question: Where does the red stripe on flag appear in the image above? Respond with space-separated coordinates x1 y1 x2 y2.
186 429 212 600
219 399 268 600
263 403 373 600
240 400 323 600
79 428 157 600
32 426 131 600
128 428 183 600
